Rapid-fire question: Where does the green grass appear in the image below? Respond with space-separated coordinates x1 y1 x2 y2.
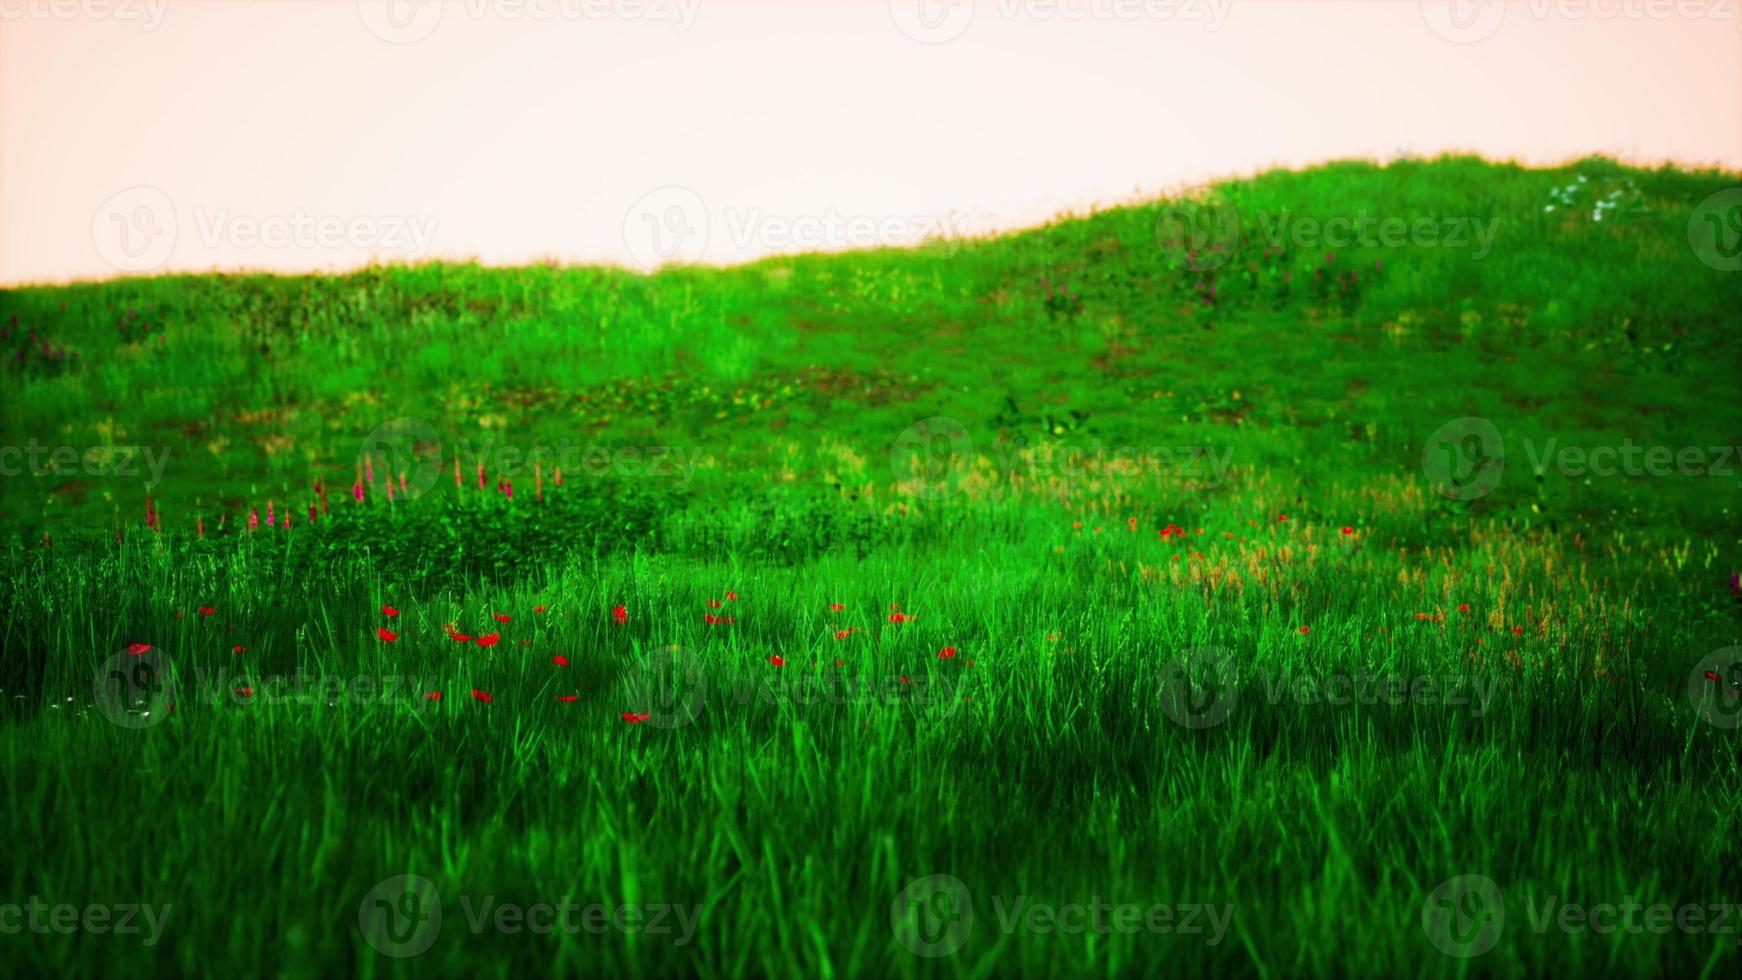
1 155 1739 978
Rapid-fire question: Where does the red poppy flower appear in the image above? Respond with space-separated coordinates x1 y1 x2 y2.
725 591 739 601
534 605 548 614
898 676 911 684
769 655 785 667
889 603 901 611
834 659 845 666
1512 626 1525 635
382 605 399 617
1457 603 1470 613
611 605 628 625
706 599 723 608
834 630 850 640
476 633 501 648
471 689 493 703
551 655 569 667
1340 527 1353 535
426 691 442 701
622 712 651 723
1298 626 1310 635
198 606 216 617
889 613 910 624
938 647 958 659
449 631 472 643
234 687 254 698
231 645 245 654
377 628 398 643
494 613 511 623
1705 671 1722 682
1278 514 1289 522
557 694 579 703
829 603 845 611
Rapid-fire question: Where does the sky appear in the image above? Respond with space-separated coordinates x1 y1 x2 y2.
1 0 1738 285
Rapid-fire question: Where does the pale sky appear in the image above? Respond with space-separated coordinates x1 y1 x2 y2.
2 0 1738 285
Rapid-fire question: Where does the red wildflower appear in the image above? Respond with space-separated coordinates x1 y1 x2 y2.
834 630 850 640
377 628 398 643
534 605 548 614
725 591 739 601
448 631 472 643
829 603 845 611
938 647 958 659
551 655 569 667
382 605 399 617
1705 671 1722 682
476 633 501 648
426 691 442 701
706 599 723 608
1298 626 1311 635
834 659 845 667
611 605 628 625
1277 514 1289 522
622 712 651 724
556 694 579 703
471 689 492 703
198 606 216 617
232 645 244 654
1512 626 1525 636
769 655 786 667
1341 527 1354 535
234 687 254 698
1457 603 1470 613
493 613 511 623
889 613 910 624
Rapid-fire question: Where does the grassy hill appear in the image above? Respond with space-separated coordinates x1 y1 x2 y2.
0 156 1738 978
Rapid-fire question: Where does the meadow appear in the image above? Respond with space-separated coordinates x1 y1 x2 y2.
0 156 1739 978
